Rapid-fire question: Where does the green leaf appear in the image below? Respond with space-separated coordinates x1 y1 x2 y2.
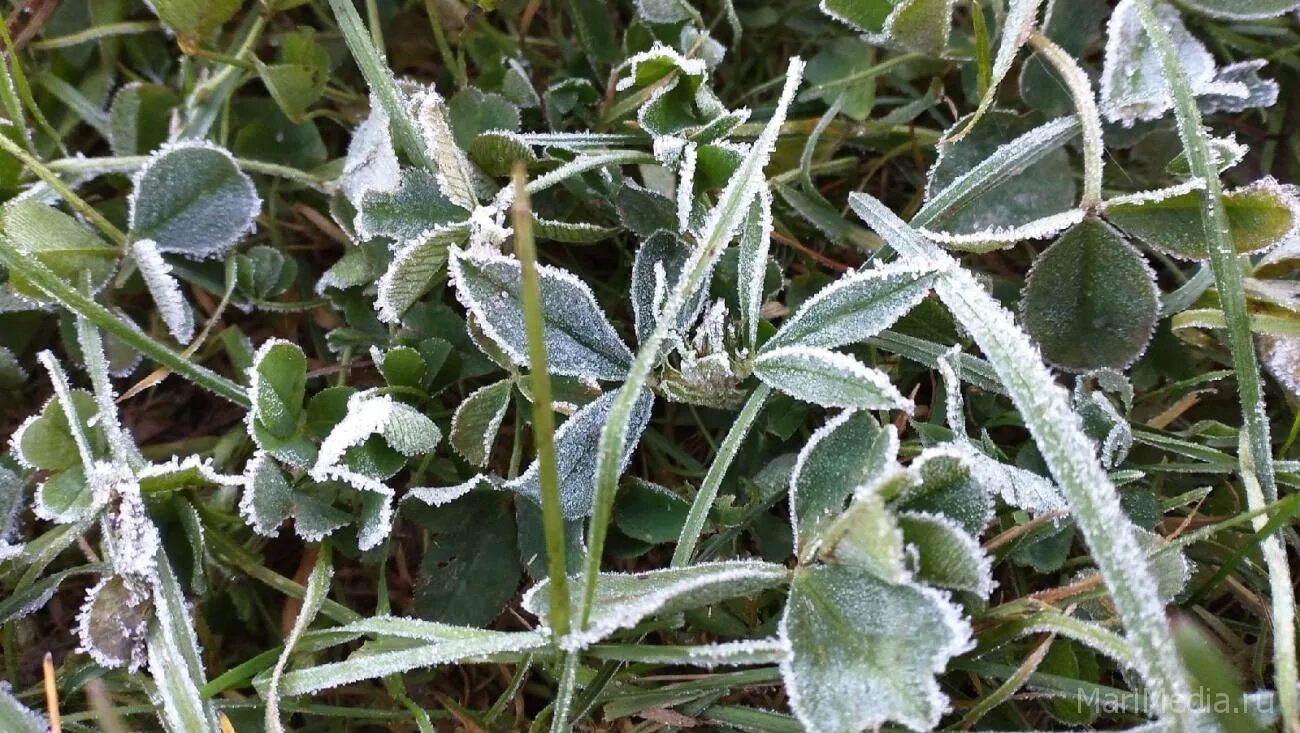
128 141 261 259
882 0 955 56
407 491 522 626
449 379 512 467
108 83 180 156
147 553 219 733
356 169 469 244
898 511 993 596
816 486 909 583
615 478 690 544
1021 218 1159 371
617 182 678 238
1103 179 1300 261
0 676 48 732
780 564 970 732
923 110 1077 247
250 339 307 439
450 248 632 381
447 88 520 149
376 225 467 324
507 389 655 518
236 245 296 301
565 0 620 65
900 448 994 537
765 262 937 352
753 346 912 410
790 411 893 543
147 0 243 42
523 561 788 648
468 130 537 178
14 390 102 471
1 200 116 300
255 28 329 122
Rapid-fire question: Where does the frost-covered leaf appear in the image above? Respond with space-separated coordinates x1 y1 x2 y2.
450 248 632 380
249 339 306 440
765 262 937 352
447 88 521 149
780 564 971 732
522 561 788 649
340 100 401 208
636 0 697 24
630 231 708 345
507 389 654 518
531 216 618 244
128 140 261 259
736 190 773 350
376 224 468 324
901 447 994 537
923 111 1077 246
1099 0 1267 125
108 83 179 156
618 181 678 238
1178 0 1300 21
954 442 1066 516
1103 178 1300 260
0 467 24 561
416 91 480 211
0 346 26 388
270 629 549 696
899 511 993 597
355 168 470 243
819 0 956 56
77 574 152 671
132 239 195 344
147 554 218 733
790 411 895 544
0 683 47 733
449 379 512 467
13 390 103 472
1020 219 1159 372
239 452 295 538
1 200 117 300
1198 60 1280 115
34 467 95 524
314 392 441 482
816 484 909 583
754 346 912 411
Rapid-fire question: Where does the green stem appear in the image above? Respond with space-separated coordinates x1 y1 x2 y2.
0 237 249 407
327 0 436 172
424 0 467 88
28 20 163 50
671 384 770 567
0 132 126 246
1026 31 1103 208
512 167 570 644
1133 3 1296 729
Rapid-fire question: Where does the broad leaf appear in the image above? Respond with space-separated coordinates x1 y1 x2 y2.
1103 178 1300 260
523 561 788 649
355 168 469 243
108 83 180 156
790 411 895 543
753 346 912 411
449 379 512 467
781 564 971 732
1 200 116 300
1020 219 1159 371
450 248 633 381
148 0 243 41
13 390 103 472
376 224 468 324
0 684 45 733
898 511 993 596
923 111 1077 247
1179 0 1300 19
129 141 261 258
506 388 655 518
630 231 707 345
249 339 307 440
407 491 522 626
820 0 956 56
132 239 195 344
765 262 937 351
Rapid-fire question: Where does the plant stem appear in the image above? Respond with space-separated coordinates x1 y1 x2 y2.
1132 2 1296 727
0 131 126 246
29 20 163 50
0 238 249 407
671 384 770 567
511 166 570 645
1026 31 1103 208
